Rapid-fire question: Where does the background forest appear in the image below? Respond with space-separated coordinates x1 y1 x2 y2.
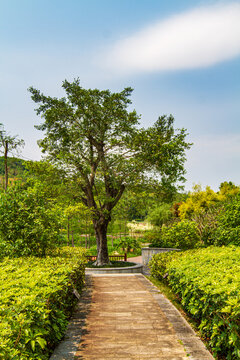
1 156 239 259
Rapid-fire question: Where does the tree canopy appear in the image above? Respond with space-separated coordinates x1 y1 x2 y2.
29 79 191 265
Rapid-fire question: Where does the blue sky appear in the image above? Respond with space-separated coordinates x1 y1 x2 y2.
1 0 240 191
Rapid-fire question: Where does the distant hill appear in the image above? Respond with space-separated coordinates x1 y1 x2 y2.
0 157 27 178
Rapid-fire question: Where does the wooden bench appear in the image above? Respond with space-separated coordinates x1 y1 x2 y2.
86 254 127 262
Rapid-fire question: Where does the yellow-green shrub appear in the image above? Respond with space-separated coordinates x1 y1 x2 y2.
150 246 240 359
0 247 86 360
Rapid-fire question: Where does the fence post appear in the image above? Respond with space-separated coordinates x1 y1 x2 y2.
124 253 127 262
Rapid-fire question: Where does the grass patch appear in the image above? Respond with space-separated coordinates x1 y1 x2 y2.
87 260 136 268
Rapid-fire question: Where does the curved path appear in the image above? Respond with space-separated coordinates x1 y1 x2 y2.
51 274 214 360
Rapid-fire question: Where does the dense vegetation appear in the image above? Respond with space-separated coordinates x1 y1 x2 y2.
149 247 240 359
147 182 240 249
0 247 86 360
0 181 60 258
0 156 26 177
0 98 240 360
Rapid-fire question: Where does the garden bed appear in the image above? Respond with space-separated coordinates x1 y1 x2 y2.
87 260 136 268
0 247 86 360
149 246 240 359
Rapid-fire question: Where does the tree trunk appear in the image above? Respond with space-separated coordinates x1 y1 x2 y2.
94 219 110 266
4 141 8 191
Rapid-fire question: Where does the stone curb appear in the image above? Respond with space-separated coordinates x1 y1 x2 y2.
85 262 143 274
49 275 93 360
136 275 215 360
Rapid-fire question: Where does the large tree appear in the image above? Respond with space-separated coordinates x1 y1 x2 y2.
29 79 191 265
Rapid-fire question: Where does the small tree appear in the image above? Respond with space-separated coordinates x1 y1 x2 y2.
0 181 60 257
29 79 191 265
147 203 173 227
0 124 24 190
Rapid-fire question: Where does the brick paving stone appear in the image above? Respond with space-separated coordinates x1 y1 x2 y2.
51 274 214 360
74 275 189 360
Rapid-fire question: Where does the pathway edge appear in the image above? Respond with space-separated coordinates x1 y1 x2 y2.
137 275 215 360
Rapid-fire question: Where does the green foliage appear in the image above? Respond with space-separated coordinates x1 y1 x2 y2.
150 246 240 359
145 229 162 245
0 182 60 257
0 247 86 359
29 79 192 264
117 236 141 253
147 203 173 227
219 181 240 198
152 220 201 249
0 156 27 177
179 185 220 219
192 206 221 246
176 183 240 246
149 250 182 280
215 194 240 246
113 187 156 222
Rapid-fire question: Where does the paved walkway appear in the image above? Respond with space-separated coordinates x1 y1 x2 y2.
127 255 142 263
51 274 214 360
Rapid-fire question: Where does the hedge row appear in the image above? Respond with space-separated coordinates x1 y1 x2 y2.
149 246 240 359
0 247 87 360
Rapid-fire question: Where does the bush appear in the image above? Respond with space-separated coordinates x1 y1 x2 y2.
160 220 201 249
0 183 60 257
150 246 240 359
117 236 141 253
0 247 86 359
215 194 240 246
145 229 162 246
149 250 182 279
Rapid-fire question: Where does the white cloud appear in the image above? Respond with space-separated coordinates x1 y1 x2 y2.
105 2 240 73
185 133 240 190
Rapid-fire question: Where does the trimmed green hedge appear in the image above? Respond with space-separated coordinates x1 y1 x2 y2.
0 247 86 360
149 220 201 249
149 247 240 359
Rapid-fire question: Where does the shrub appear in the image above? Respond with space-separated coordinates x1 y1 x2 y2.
150 246 240 359
0 183 60 257
178 185 220 219
149 250 182 279
214 194 240 246
117 236 141 253
145 229 163 247
160 220 201 249
191 207 220 246
0 247 86 359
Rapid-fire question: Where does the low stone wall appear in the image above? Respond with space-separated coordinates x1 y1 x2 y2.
142 247 180 265
85 262 143 274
